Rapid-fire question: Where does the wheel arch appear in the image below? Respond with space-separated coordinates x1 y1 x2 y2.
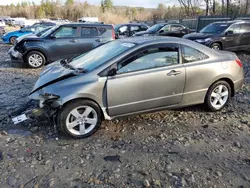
23 48 48 63
208 77 235 97
61 97 105 120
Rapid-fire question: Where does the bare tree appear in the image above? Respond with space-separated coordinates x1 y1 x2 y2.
178 0 203 17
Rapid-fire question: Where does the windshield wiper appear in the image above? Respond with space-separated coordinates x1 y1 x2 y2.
60 59 86 73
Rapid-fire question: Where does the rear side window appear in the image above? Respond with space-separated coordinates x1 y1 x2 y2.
227 24 241 34
140 25 148 31
81 27 99 37
181 45 209 63
98 27 107 35
171 25 184 31
240 23 250 33
54 27 77 38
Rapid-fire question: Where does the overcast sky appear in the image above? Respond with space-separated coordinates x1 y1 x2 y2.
0 0 179 8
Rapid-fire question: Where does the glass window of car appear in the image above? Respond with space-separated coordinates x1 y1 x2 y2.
140 25 148 31
200 23 230 34
147 24 165 32
70 41 136 71
117 46 179 74
171 25 184 31
240 23 250 33
131 25 140 32
98 27 107 34
181 45 209 63
227 24 240 34
81 27 98 36
161 25 171 32
54 26 77 38
118 26 128 34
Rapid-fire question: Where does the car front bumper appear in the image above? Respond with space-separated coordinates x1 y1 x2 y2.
8 46 23 61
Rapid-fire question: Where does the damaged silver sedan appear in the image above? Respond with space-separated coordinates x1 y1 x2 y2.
13 37 244 138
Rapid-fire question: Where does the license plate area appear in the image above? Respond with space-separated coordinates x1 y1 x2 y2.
12 114 28 124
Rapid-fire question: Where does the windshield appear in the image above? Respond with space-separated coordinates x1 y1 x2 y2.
40 25 59 38
21 26 33 32
147 24 165 32
200 23 230 34
70 40 136 71
36 27 52 37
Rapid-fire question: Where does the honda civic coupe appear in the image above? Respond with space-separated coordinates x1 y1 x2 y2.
23 37 243 138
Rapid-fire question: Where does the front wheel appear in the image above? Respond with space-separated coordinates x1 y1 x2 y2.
211 43 222 50
58 100 102 139
25 51 46 68
205 81 231 111
9 36 17 45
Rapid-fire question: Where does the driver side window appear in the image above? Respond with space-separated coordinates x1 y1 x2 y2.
117 45 179 74
54 26 78 38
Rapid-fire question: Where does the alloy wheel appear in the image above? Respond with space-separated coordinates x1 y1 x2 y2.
28 54 43 68
211 45 220 50
210 84 229 110
66 106 98 136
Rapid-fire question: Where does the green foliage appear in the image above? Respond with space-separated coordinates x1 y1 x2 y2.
65 0 74 6
100 0 113 12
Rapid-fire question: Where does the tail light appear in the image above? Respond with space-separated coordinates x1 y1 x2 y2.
235 59 243 68
112 25 115 40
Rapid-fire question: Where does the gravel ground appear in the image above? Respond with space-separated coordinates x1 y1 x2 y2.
0 44 250 188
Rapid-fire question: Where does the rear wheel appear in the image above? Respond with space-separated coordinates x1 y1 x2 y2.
25 51 46 68
205 81 231 111
9 36 17 45
211 43 222 50
58 100 102 139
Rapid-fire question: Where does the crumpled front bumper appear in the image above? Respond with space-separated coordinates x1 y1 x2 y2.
8 46 23 61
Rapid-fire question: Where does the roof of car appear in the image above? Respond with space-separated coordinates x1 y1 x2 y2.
118 36 187 44
118 23 148 26
212 20 250 24
61 23 113 27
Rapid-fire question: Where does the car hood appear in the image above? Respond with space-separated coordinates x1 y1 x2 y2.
31 60 77 93
183 32 215 40
16 33 37 42
134 30 154 36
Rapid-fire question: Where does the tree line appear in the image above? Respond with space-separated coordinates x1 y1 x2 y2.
0 0 249 24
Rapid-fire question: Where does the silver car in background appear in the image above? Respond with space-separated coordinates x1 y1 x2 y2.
28 37 244 138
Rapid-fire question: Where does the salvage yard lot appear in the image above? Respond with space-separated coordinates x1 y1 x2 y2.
0 44 250 187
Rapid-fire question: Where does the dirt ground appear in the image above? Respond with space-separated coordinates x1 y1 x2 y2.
0 44 250 188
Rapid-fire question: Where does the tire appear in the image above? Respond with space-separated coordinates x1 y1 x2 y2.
205 80 231 112
9 36 17 45
58 100 102 139
25 51 46 68
211 43 222 50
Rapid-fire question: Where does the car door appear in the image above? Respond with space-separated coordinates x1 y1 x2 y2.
106 44 186 117
171 25 188 37
46 26 80 62
239 23 250 49
75 26 102 55
222 23 241 51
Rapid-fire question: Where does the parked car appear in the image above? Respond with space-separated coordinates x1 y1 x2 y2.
114 23 149 39
14 37 243 138
15 26 54 44
0 27 5 37
2 24 51 44
134 23 190 37
183 20 250 51
9 23 115 68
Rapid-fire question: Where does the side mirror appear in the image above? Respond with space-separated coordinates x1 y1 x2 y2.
50 35 56 39
108 68 117 76
225 30 233 35
159 30 164 34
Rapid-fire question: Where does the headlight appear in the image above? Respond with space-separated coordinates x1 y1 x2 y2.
39 92 60 100
195 38 212 43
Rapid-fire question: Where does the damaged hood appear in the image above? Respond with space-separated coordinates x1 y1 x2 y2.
31 60 76 93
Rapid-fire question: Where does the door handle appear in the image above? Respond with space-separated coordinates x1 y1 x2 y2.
167 70 181 76
69 39 77 43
